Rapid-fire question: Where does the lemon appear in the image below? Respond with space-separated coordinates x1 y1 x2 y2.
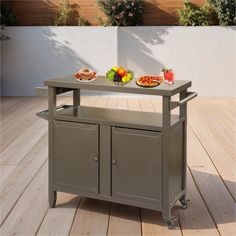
126 77 131 82
127 73 132 78
122 76 128 83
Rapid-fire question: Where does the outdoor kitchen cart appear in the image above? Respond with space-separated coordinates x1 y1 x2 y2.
37 75 197 228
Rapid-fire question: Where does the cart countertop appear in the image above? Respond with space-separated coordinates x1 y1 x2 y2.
45 75 191 96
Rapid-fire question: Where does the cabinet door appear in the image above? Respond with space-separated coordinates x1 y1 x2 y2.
53 121 99 194
112 127 162 205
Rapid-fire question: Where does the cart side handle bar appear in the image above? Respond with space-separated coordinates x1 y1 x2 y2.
36 104 72 121
170 91 197 110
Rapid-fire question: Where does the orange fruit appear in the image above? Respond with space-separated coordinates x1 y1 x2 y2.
117 68 126 77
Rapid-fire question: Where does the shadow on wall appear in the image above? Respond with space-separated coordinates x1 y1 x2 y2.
40 27 95 73
118 27 169 76
1 27 94 96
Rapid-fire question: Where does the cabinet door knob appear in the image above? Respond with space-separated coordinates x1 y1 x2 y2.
93 157 98 161
112 160 116 165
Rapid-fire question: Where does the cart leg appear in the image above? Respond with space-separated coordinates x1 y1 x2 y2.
48 87 57 209
49 190 57 208
163 207 171 223
73 89 80 106
163 208 176 229
162 96 177 229
179 91 189 209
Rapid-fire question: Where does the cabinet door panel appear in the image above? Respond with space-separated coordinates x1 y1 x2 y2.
112 127 162 205
53 121 98 193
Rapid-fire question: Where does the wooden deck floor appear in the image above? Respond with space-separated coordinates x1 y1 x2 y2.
0 96 235 236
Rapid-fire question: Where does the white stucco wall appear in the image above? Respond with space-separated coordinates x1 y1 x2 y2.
1 27 118 96
118 26 236 97
1 26 236 96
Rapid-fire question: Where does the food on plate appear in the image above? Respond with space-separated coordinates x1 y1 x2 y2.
136 75 163 87
74 68 96 81
106 66 133 85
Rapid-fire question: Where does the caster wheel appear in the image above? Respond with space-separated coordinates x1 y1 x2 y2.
166 219 175 229
180 199 190 209
49 201 56 208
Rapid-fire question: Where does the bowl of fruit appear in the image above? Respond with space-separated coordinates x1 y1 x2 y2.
106 66 133 86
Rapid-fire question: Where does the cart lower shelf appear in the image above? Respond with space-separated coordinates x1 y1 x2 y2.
38 105 182 131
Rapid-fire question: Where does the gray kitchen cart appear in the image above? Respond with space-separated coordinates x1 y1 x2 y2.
37 75 197 228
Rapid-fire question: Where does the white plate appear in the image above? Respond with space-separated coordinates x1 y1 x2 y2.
74 76 97 83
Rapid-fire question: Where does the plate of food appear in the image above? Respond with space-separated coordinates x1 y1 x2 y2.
74 68 96 82
136 75 163 88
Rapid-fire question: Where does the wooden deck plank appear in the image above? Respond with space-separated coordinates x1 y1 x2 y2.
139 98 158 130
117 97 128 110
83 95 98 107
1 98 48 151
1 97 42 126
209 98 236 130
0 164 16 185
177 168 220 236
0 97 25 112
195 96 236 126
151 97 162 112
1 97 70 152
37 193 80 236
187 126 236 235
1 97 29 114
80 95 88 106
127 97 141 111
212 97 236 113
141 209 182 236
139 97 155 112
0 118 47 165
70 198 110 236
106 96 117 109
191 98 236 160
1 162 49 236
94 95 109 108
188 102 236 201
0 134 48 225
107 203 141 236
